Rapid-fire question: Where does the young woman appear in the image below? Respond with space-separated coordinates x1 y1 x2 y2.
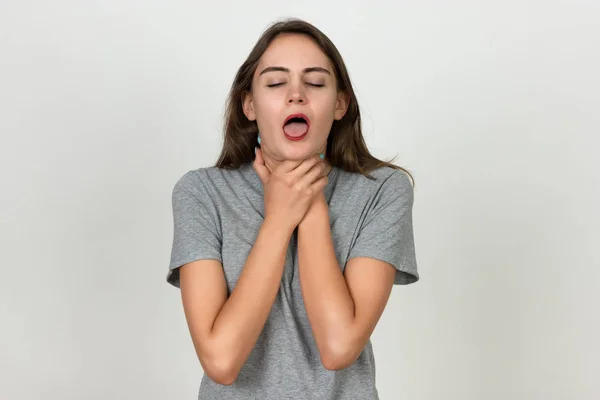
167 18 419 399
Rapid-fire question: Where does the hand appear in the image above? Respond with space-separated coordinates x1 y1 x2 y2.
253 148 328 232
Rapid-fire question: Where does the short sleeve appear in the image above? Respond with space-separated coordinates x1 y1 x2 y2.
166 170 222 288
347 170 419 285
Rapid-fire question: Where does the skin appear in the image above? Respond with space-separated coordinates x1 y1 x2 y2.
242 32 347 169
178 33 397 386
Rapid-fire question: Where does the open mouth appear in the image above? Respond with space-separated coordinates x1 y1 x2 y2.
283 113 310 140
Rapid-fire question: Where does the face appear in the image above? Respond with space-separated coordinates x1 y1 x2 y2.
243 33 349 161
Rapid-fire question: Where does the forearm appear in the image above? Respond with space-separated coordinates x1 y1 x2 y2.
209 219 292 378
297 200 358 366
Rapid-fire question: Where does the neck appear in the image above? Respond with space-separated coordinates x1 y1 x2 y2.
261 148 332 176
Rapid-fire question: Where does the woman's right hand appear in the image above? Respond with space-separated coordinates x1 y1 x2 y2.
253 148 328 231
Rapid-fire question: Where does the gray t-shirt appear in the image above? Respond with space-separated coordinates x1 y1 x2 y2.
167 162 418 399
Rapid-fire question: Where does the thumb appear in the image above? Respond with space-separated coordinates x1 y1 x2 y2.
253 147 270 184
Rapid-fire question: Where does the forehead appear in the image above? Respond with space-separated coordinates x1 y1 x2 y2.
257 33 332 70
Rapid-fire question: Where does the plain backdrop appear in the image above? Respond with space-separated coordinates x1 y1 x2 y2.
1 1 598 399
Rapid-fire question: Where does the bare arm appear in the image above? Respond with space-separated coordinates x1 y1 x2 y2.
179 150 327 385
297 194 396 370
180 218 293 385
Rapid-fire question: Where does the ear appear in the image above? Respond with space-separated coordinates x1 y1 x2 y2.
242 91 256 121
334 91 350 121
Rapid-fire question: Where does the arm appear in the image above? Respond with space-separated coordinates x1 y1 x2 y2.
180 219 293 385
176 150 327 385
297 194 396 370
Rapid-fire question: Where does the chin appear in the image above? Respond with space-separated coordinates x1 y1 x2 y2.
278 144 316 161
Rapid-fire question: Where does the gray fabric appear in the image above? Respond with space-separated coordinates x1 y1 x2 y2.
167 162 418 399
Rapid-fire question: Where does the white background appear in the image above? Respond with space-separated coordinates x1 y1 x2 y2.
1 1 598 399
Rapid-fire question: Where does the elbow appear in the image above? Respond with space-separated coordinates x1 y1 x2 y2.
321 351 356 371
199 354 241 386
193 332 248 385
319 340 359 371
206 368 238 386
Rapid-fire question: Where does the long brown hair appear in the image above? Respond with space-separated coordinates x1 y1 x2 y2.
215 18 414 185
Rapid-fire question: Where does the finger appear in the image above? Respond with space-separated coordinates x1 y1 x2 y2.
253 148 270 184
297 160 327 188
255 147 265 166
310 174 328 193
276 159 303 173
288 154 323 178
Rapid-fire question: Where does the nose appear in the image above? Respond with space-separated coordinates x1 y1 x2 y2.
286 81 305 104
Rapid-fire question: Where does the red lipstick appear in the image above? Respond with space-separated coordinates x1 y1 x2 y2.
282 113 310 141
283 113 310 127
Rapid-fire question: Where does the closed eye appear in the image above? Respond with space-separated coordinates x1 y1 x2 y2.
266 82 325 88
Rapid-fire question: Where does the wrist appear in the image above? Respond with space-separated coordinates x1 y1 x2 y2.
262 216 296 238
301 195 329 227
312 192 328 212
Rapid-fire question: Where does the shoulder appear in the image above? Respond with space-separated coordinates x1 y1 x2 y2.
368 166 412 187
172 168 206 194
338 166 413 198
171 167 219 200
173 165 239 186
172 164 255 199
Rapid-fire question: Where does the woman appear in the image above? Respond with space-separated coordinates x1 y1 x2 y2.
167 18 418 399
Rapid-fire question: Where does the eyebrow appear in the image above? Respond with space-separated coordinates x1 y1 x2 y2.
259 66 331 76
